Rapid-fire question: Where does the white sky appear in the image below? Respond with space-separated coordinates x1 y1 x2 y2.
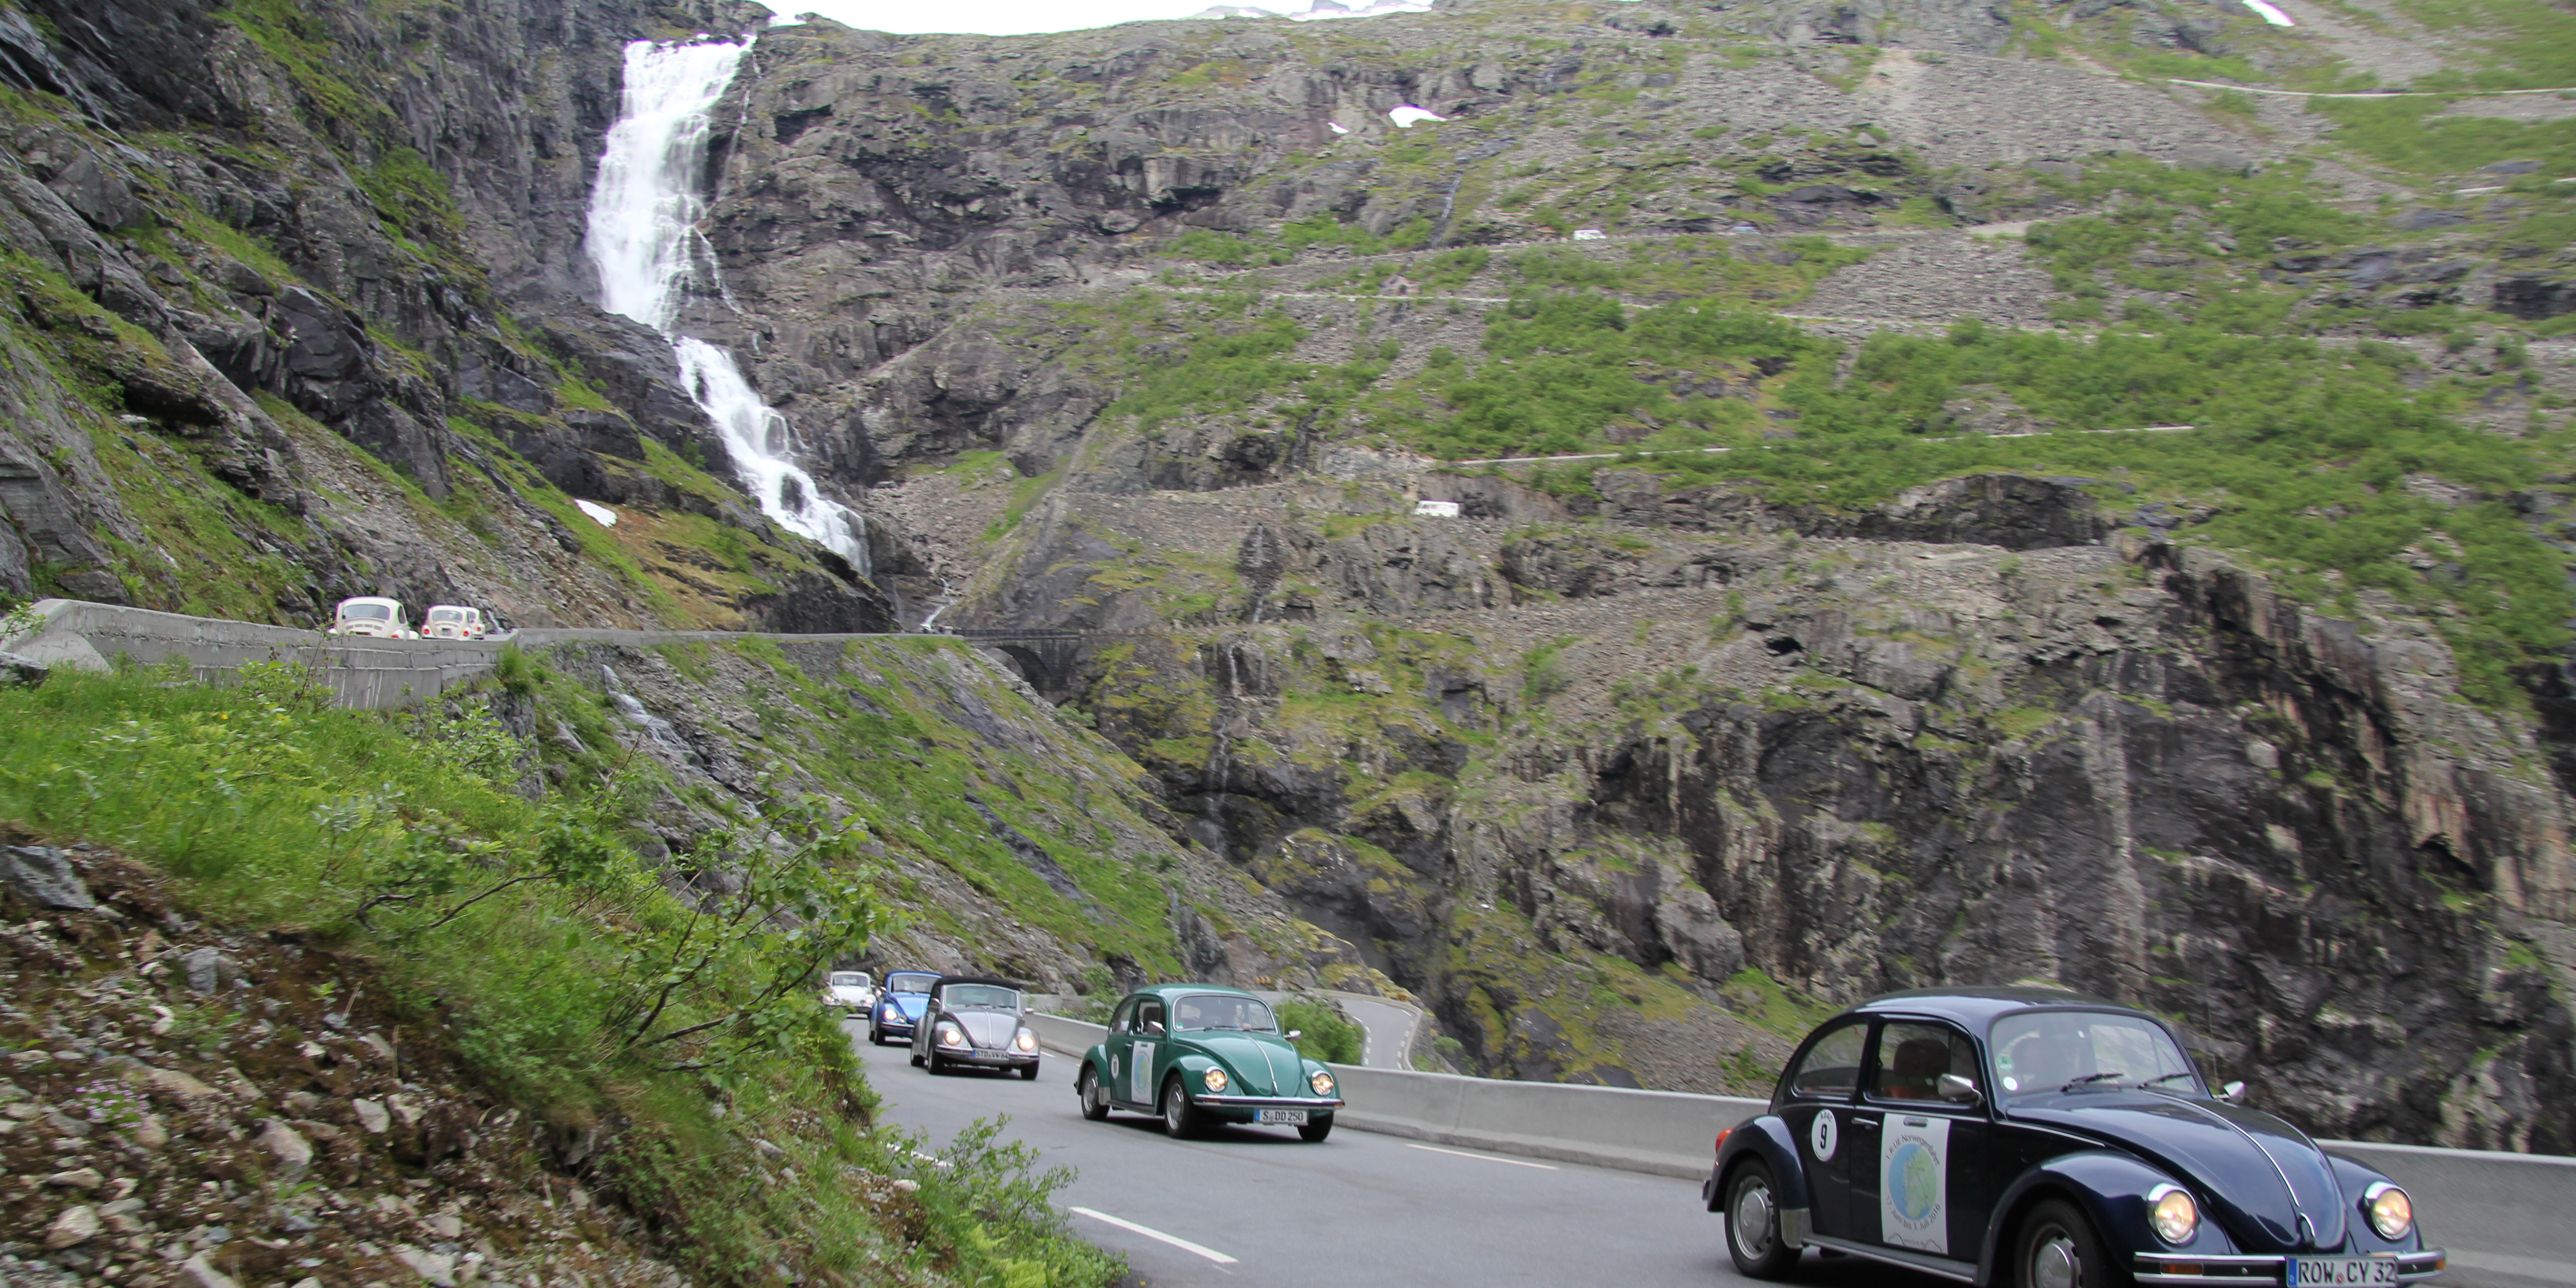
770 0 1235 35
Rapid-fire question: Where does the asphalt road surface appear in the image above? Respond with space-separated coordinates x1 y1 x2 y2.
850 1026 1949 1288
1330 995 1417 1069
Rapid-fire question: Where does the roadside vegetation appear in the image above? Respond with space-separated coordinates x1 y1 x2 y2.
1276 998 1365 1064
0 661 1121 1288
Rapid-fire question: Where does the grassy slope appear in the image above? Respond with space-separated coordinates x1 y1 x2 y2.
0 658 1125 1288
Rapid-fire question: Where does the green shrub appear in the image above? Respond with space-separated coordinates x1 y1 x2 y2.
1276 998 1364 1064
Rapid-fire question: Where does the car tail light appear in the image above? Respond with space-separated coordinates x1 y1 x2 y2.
1714 1127 1730 1158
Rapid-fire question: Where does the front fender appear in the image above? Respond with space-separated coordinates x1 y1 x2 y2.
1298 1057 1339 1100
2325 1154 2420 1253
1171 1052 1227 1095
1080 1043 1110 1085
1711 1114 1809 1214
1982 1149 2225 1285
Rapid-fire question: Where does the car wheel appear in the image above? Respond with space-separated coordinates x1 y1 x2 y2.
910 1048 925 1067
1018 1062 1042 1081
1159 1075 1200 1139
1297 1114 1334 1143
1723 1159 1801 1281
2017 1199 2112 1288
1077 1065 1111 1121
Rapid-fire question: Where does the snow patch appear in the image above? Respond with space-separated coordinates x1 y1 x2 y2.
1387 104 1446 128
573 499 619 527
2241 0 2295 25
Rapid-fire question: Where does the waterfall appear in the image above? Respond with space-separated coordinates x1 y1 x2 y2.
586 39 869 576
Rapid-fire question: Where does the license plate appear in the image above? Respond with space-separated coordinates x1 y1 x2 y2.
2288 1257 2399 1286
1256 1109 1309 1126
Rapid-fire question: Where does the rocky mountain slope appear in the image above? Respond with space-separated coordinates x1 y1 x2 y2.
690 0 2576 1146
1 0 2574 1156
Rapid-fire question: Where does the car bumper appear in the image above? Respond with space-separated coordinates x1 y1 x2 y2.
876 1019 917 1035
933 1046 1038 1066
1190 1095 1346 1110
2135 1252 2446 1285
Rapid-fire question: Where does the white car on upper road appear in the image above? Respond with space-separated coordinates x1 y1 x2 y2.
329 596 416 639
420 604 492 640
823 971 877 1016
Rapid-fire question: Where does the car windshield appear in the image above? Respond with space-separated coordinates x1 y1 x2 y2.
1991 1010 2201 1098
428 608 464 621
886 973 935 994
942 984 1020 1012
338 602 393 621
829 973 870 988
1172 993 1276 1032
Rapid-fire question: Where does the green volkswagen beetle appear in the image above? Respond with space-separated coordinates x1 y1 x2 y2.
1076 984 1346 1141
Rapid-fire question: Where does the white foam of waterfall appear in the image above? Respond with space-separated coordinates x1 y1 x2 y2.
587 39 870 576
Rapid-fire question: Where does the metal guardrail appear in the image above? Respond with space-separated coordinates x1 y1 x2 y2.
1024 1013 2576 1284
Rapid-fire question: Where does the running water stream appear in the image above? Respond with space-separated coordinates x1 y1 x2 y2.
586 39 869 574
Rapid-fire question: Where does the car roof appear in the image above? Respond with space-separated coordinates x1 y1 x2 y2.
1122 983 1261 1003
931 975 1023 991
1834 985 2145 1029
883 968 938 979
339 596 402 607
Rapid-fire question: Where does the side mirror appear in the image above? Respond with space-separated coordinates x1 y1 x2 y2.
2219 1080 2246 1103
1287 1030 1303 1040
1145 1020 1166 1037
1937 1073 1982 1105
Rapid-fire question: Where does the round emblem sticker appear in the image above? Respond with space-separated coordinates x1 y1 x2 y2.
1810 1110 1839 1162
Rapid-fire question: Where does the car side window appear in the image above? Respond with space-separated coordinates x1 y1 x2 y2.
1865 1022 1980 1103
1110 1001 1133 1033
1136 1001 1164 1033
1788 1021 1868 1099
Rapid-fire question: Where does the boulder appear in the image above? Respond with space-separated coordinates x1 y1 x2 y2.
2169 144 2254 175
256 1118 313 1180
2 846 92 910
44 1205 97 1249
0 651 49 688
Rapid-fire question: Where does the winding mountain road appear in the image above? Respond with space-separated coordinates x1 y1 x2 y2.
849 1029 1941 1288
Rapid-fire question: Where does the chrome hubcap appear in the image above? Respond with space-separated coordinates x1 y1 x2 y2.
2031 1231 2080 1288
1732 1180 1776 1256
1165 1088 1183 1127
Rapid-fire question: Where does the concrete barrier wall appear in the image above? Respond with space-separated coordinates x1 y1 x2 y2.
2319 1142 2576 1287
1330 1063 1763 1178
4 599 933 710
10 600 505 710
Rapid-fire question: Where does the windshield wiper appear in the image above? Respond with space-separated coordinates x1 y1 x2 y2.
2139 1071 2196 1089
2063 1071 2128 1092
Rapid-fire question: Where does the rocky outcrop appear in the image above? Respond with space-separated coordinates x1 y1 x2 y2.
957 463 2576 1139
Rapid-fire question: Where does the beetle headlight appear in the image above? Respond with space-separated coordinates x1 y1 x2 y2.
1310 1069 1335 1096
1202 1067 1228 1093
2148 1184 2198 1245
2364 1183 2413 1240
937 1023 967 1047
1014 1028 1038 1052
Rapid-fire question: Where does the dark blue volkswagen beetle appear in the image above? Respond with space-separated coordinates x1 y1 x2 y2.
1706 987 2447 1287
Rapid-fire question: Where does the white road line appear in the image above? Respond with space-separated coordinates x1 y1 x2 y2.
1406 1142 1560 1170
1067 1208 1241 1264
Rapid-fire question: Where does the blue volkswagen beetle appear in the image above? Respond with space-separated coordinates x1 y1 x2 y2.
867 969 937 1046
1706 987 2447 1287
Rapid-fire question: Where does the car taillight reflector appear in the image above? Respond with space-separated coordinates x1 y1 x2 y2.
1714 1127 1730 1157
